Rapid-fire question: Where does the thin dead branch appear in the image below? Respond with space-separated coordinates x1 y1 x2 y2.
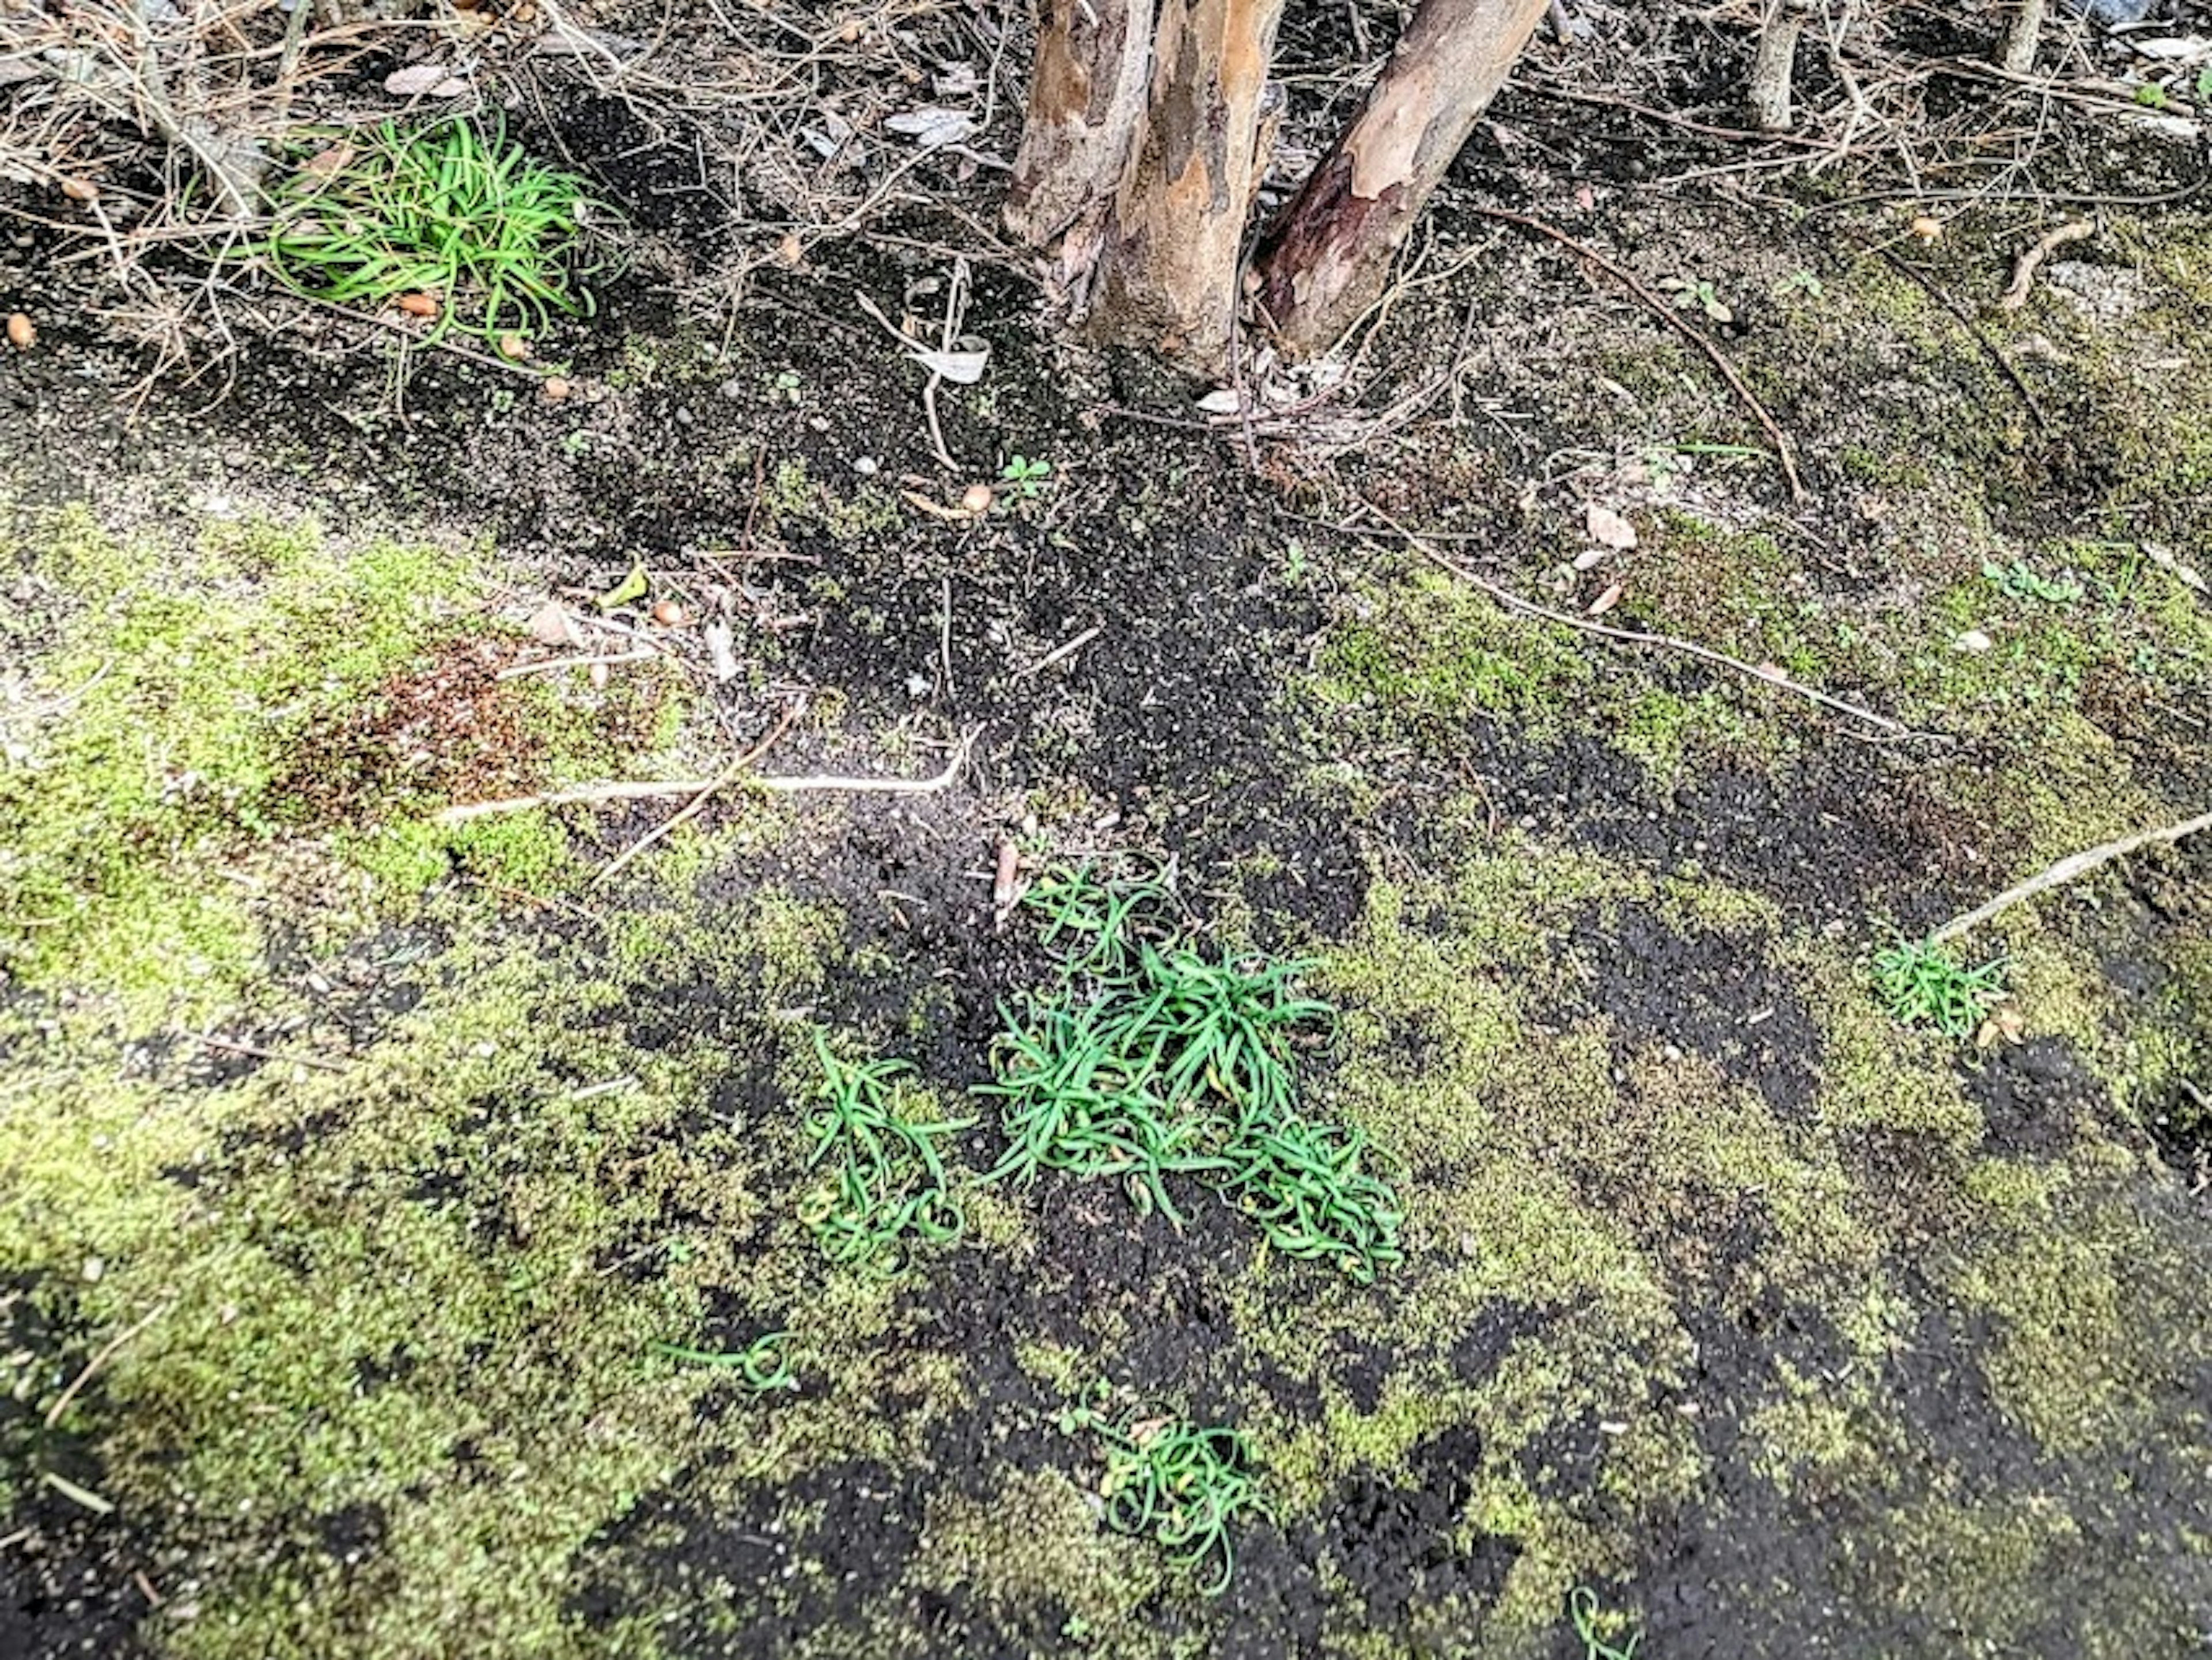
1999 218 2094 310
593 699 802 885
435 727 981 825
1353 505 1922 740
1931 810 2212 945
1467 207 1808 501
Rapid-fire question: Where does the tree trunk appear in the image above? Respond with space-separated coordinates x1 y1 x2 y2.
1999 0 2044 74
1252 0 1547 359
1086 0 1288 370
1006 0 1156 254
1748 0 1811 132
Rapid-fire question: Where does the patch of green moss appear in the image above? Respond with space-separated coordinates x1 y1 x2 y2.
1306 567 1590 733
1946 1153 2203 1456
764 458 903 541
0 509 703 1020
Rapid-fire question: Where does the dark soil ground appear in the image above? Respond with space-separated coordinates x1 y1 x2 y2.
3 3 2211 1657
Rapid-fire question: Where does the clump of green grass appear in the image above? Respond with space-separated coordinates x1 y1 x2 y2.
651 1331 798 1393
1873 933 2008 1039
262 117 605 344
802 1031 969 1272
1059 1385 1267 1595
981 863 1403 1282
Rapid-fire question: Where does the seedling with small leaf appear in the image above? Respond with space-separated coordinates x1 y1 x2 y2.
1660 274 1733 324
1982 558 2082 605
998 454 1054 505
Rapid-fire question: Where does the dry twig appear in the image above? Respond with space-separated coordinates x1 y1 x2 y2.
1931 810 2212 945
1999 218 2094 310
1353 505 1921 739
1468 207 1808 501
593 700 803 885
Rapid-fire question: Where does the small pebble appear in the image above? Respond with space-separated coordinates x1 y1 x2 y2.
541 376 572 401
397 292 439 319
497 332 529 361
960 482 995 515
853 456 878 476
650 599 687 627
6 312 33 350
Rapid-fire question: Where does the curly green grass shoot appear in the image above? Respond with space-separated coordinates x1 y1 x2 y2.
652 1331 798 1393
1060 1386 1268 1595
802 1030 970 1273
262 117 605 346
982 863 1402 1283
1872 932 2007 1040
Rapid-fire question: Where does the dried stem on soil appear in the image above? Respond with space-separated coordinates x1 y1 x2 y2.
1467 206 1808 501
1352 504 1919 738
1999 218 2094 311
593 699 804 885
435 727 980 825
1931 810 2212 945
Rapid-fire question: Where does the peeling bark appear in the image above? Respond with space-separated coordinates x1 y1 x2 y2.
1086 0 1288 371
1006 0 1156 252
1252 0 1547 359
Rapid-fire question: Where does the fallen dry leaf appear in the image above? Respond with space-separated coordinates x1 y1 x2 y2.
1588 580 1625 616
1585 503 1638 551
1953 628 1994 653
384 63 457 96
1571 548 1609 573
528 601 577 647
396 292 439 319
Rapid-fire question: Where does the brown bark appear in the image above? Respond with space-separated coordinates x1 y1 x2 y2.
1086 0 1288 370
1005 0 1156 250
1252 0 1548 359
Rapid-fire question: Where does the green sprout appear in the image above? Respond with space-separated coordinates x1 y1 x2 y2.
1570 1585 1642 1660
1872 933 2007 1040
1659 274 1732 324
980 865 1402 1282
1982 558 2082 605
1059 1386 1267 1595
652 1331 798 1393
997 454 1054 504
261 117 606 346
802 1031 971 1272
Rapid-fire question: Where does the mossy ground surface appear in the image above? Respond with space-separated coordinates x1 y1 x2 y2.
5 51 2212 1660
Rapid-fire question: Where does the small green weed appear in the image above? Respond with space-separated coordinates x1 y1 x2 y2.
1570 1585 1642 1660
1659 274 1732 324
981 865 1403 1282
1872 934 2007 1039
262 117 604 344
1982 559 2082 605
1059 1385 1267 1595
652 1331 798 1393
802 1032 970 1272
998 454 1054 505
